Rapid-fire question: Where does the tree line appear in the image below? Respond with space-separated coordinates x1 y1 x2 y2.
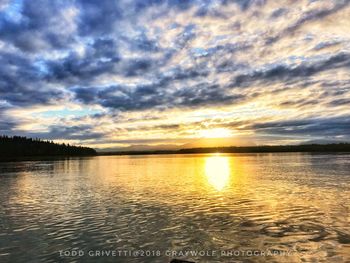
0 135 97 159
177 144 350 154
101 143 350 156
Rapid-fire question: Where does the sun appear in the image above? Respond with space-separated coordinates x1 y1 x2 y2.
198 128 232 139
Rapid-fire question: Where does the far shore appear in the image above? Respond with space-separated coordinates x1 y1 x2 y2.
98 143 350 156
1 143 350 161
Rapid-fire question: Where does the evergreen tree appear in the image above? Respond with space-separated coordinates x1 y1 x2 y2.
0 135 97 158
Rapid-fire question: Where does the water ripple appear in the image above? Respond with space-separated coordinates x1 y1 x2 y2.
0 154 349 262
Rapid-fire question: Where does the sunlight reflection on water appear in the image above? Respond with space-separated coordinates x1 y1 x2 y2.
205 154 230 191
0 153 350 263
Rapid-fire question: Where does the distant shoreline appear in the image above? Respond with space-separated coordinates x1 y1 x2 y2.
98 143 350 156
1 142 350 161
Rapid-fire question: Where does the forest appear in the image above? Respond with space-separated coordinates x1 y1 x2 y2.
0 135 96 159
177 143 350 154
101 143 350 155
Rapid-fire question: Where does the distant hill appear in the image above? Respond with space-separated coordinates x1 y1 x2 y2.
100 143 350 156
177 144 350 154
0 136 97 159
97 143 181 153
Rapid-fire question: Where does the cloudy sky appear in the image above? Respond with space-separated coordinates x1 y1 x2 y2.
0 0 349 150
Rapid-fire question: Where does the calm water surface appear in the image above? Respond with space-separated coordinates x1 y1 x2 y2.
0 153 350 262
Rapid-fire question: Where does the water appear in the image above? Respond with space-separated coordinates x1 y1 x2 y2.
0 153 349 263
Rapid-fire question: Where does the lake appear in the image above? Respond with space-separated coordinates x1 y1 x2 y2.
0 153 349 262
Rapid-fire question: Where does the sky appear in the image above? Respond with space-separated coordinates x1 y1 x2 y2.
0 0 350 151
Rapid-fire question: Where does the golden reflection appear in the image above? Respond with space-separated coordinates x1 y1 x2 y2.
205 154 230 191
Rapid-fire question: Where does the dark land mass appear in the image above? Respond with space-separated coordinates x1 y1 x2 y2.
100 143 350 156
1 135 349 160
0 136 97 160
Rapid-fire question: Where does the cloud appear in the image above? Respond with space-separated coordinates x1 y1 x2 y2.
72 80 248 111
0 51 66 107
266 0 350 44
249 116 350 139
229 52 350 88
20 124 105 141
0 0 350 147
0 0 78 52
0 114 16 132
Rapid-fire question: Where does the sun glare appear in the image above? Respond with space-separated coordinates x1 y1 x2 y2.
199 128 232 139
205 155 231 191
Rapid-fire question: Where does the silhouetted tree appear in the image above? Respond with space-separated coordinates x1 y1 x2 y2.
101 143 350 156
0 135 97 159
177 144 350 154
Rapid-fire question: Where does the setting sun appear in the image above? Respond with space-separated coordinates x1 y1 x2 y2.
198 128 232 139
